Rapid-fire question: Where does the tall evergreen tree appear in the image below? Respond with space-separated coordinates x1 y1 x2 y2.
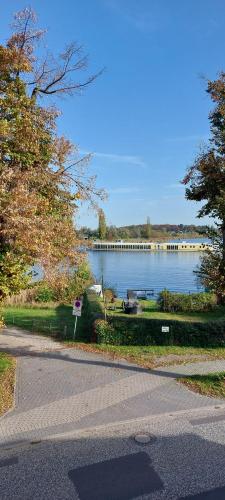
98 209 107 240
145 216 151 239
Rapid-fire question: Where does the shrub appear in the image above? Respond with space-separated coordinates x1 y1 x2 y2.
34 283 56 303
158 290 217 313
85 291 225 347
104 289 115 309
96 316 225 347
94 319 116 344
104 289 114 300
83 292 104 342
61 262 93 302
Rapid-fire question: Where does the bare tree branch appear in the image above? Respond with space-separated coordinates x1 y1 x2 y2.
8 9 104 99
55 154 92 176
30 43 104 98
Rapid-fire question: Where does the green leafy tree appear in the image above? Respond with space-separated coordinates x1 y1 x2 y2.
98 209 107 240
120 228 129 240
183 73 225 303
50 261 93 302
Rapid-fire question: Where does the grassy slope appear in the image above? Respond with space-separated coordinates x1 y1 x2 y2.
0 353 16 416
179 372 225 398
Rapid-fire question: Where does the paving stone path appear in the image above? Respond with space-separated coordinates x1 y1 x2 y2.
2 327 225 499
1 326 225 448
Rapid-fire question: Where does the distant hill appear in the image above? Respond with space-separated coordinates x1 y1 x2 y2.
79 223 208 241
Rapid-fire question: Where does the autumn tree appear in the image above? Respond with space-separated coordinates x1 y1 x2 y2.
0 8 104 301
106 225 118 241
98 209 107 240
183 72 225 303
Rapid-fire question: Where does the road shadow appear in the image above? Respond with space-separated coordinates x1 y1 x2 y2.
0 431 225 499
1 327 225 380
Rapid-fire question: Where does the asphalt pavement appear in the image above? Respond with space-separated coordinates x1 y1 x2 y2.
1 327 225 499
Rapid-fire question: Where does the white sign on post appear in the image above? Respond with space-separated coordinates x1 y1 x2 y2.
72 297 83 340
162 326 170 333
72 298 83 317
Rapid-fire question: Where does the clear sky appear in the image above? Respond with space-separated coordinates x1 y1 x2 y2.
2 1 225 228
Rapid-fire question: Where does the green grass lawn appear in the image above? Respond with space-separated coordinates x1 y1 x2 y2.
0 353 16 415
3 302 225 369
105 299 225 323
3 303 93 341
179 371 225 398
4 300 225 338
3 304 77 339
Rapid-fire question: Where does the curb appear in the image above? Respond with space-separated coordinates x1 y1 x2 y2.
0 358 19 420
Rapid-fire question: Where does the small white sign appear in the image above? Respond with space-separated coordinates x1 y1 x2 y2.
162 326 170 333
72 308 81 317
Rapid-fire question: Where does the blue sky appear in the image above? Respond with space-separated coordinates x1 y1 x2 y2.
2 1 225 228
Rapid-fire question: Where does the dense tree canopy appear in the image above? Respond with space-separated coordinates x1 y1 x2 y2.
79 223 206 241
183 73 225 302
0 8 104 300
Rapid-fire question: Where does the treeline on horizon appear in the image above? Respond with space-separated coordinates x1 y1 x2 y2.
79 223 208 241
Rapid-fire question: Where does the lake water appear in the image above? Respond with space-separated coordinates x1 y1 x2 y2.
88 245 205 298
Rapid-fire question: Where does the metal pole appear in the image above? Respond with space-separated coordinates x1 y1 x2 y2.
73 316 78 340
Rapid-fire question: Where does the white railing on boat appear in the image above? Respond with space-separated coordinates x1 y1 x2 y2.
91 240 212 252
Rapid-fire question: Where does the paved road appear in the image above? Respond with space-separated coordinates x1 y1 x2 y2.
1 327 225 499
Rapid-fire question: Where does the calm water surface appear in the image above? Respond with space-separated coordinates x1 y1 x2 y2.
88 248 204 298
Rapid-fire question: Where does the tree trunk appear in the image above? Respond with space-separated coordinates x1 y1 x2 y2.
222 224 225 264
216 293 224 305
216 223 225 305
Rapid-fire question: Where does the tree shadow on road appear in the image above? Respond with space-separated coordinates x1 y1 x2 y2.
1 327 225 381
0 430 225 499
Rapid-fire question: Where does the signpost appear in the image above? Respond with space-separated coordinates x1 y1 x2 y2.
161 326 170 333
72 297 83 340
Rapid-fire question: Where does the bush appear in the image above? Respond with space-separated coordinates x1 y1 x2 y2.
104 289 114 302
158 290 217 313
85 291 225 347
60 262 93 302
95 316 225 347
94 319 116 344
34 284 56 303
83 292 104 342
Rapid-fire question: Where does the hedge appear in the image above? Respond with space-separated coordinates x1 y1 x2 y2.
96 316 225 347
158 290 217 313
82 291 104 341
86 292 225 347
